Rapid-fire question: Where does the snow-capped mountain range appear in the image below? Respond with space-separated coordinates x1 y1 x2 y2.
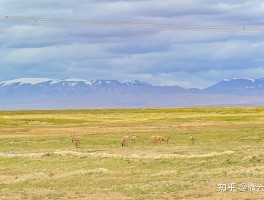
0 78 186 97
204 78 264 95
0 78 151 88
0 78 154 96
0 77 264 109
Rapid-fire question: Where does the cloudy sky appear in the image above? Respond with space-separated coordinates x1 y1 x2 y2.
1 0 264 88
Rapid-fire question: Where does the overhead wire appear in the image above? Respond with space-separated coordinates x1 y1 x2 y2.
0 15 264 33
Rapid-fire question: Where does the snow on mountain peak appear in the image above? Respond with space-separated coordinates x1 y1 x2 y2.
0 78 151 88
0 78 54 86
223 78 255 82
123 80 151 86
50 78 92 85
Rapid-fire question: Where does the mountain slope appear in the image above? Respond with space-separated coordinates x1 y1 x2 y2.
0 78 189 98
203 78 264 95
0 77 264 109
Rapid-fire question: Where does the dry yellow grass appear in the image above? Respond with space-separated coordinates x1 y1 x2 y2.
0 107 264 199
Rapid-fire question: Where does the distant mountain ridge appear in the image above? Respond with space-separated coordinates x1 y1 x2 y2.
2 77 264 95
0 78 152 88
0 77 264 109
204 78 264 95
0 78 186 97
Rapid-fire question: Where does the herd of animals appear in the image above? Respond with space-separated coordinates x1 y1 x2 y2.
70 133 196 148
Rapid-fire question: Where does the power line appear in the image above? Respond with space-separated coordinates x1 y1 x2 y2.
1 15 264 33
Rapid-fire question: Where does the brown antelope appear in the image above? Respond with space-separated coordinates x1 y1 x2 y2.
70 133 80 148
190 135 196 145
120 136 129 147
129 136 138 143
150 136 170 144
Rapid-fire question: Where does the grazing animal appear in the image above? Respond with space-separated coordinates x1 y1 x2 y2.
190 135 196 145
129 136 138 143
70 133 80 148
150 136 170 144
120 136 129 147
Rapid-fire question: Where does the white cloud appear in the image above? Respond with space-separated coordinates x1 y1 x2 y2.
1 0 264 88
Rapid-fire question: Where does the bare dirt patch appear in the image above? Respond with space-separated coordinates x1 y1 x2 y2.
0 150 234 159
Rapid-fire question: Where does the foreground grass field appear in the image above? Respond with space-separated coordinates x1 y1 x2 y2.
0 107 264 199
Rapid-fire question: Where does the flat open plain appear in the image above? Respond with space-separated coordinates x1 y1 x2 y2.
0 107 264 199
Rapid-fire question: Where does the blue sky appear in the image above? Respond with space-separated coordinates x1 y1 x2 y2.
1 0 264 88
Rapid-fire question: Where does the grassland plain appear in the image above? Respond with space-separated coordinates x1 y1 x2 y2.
0 107 264 200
